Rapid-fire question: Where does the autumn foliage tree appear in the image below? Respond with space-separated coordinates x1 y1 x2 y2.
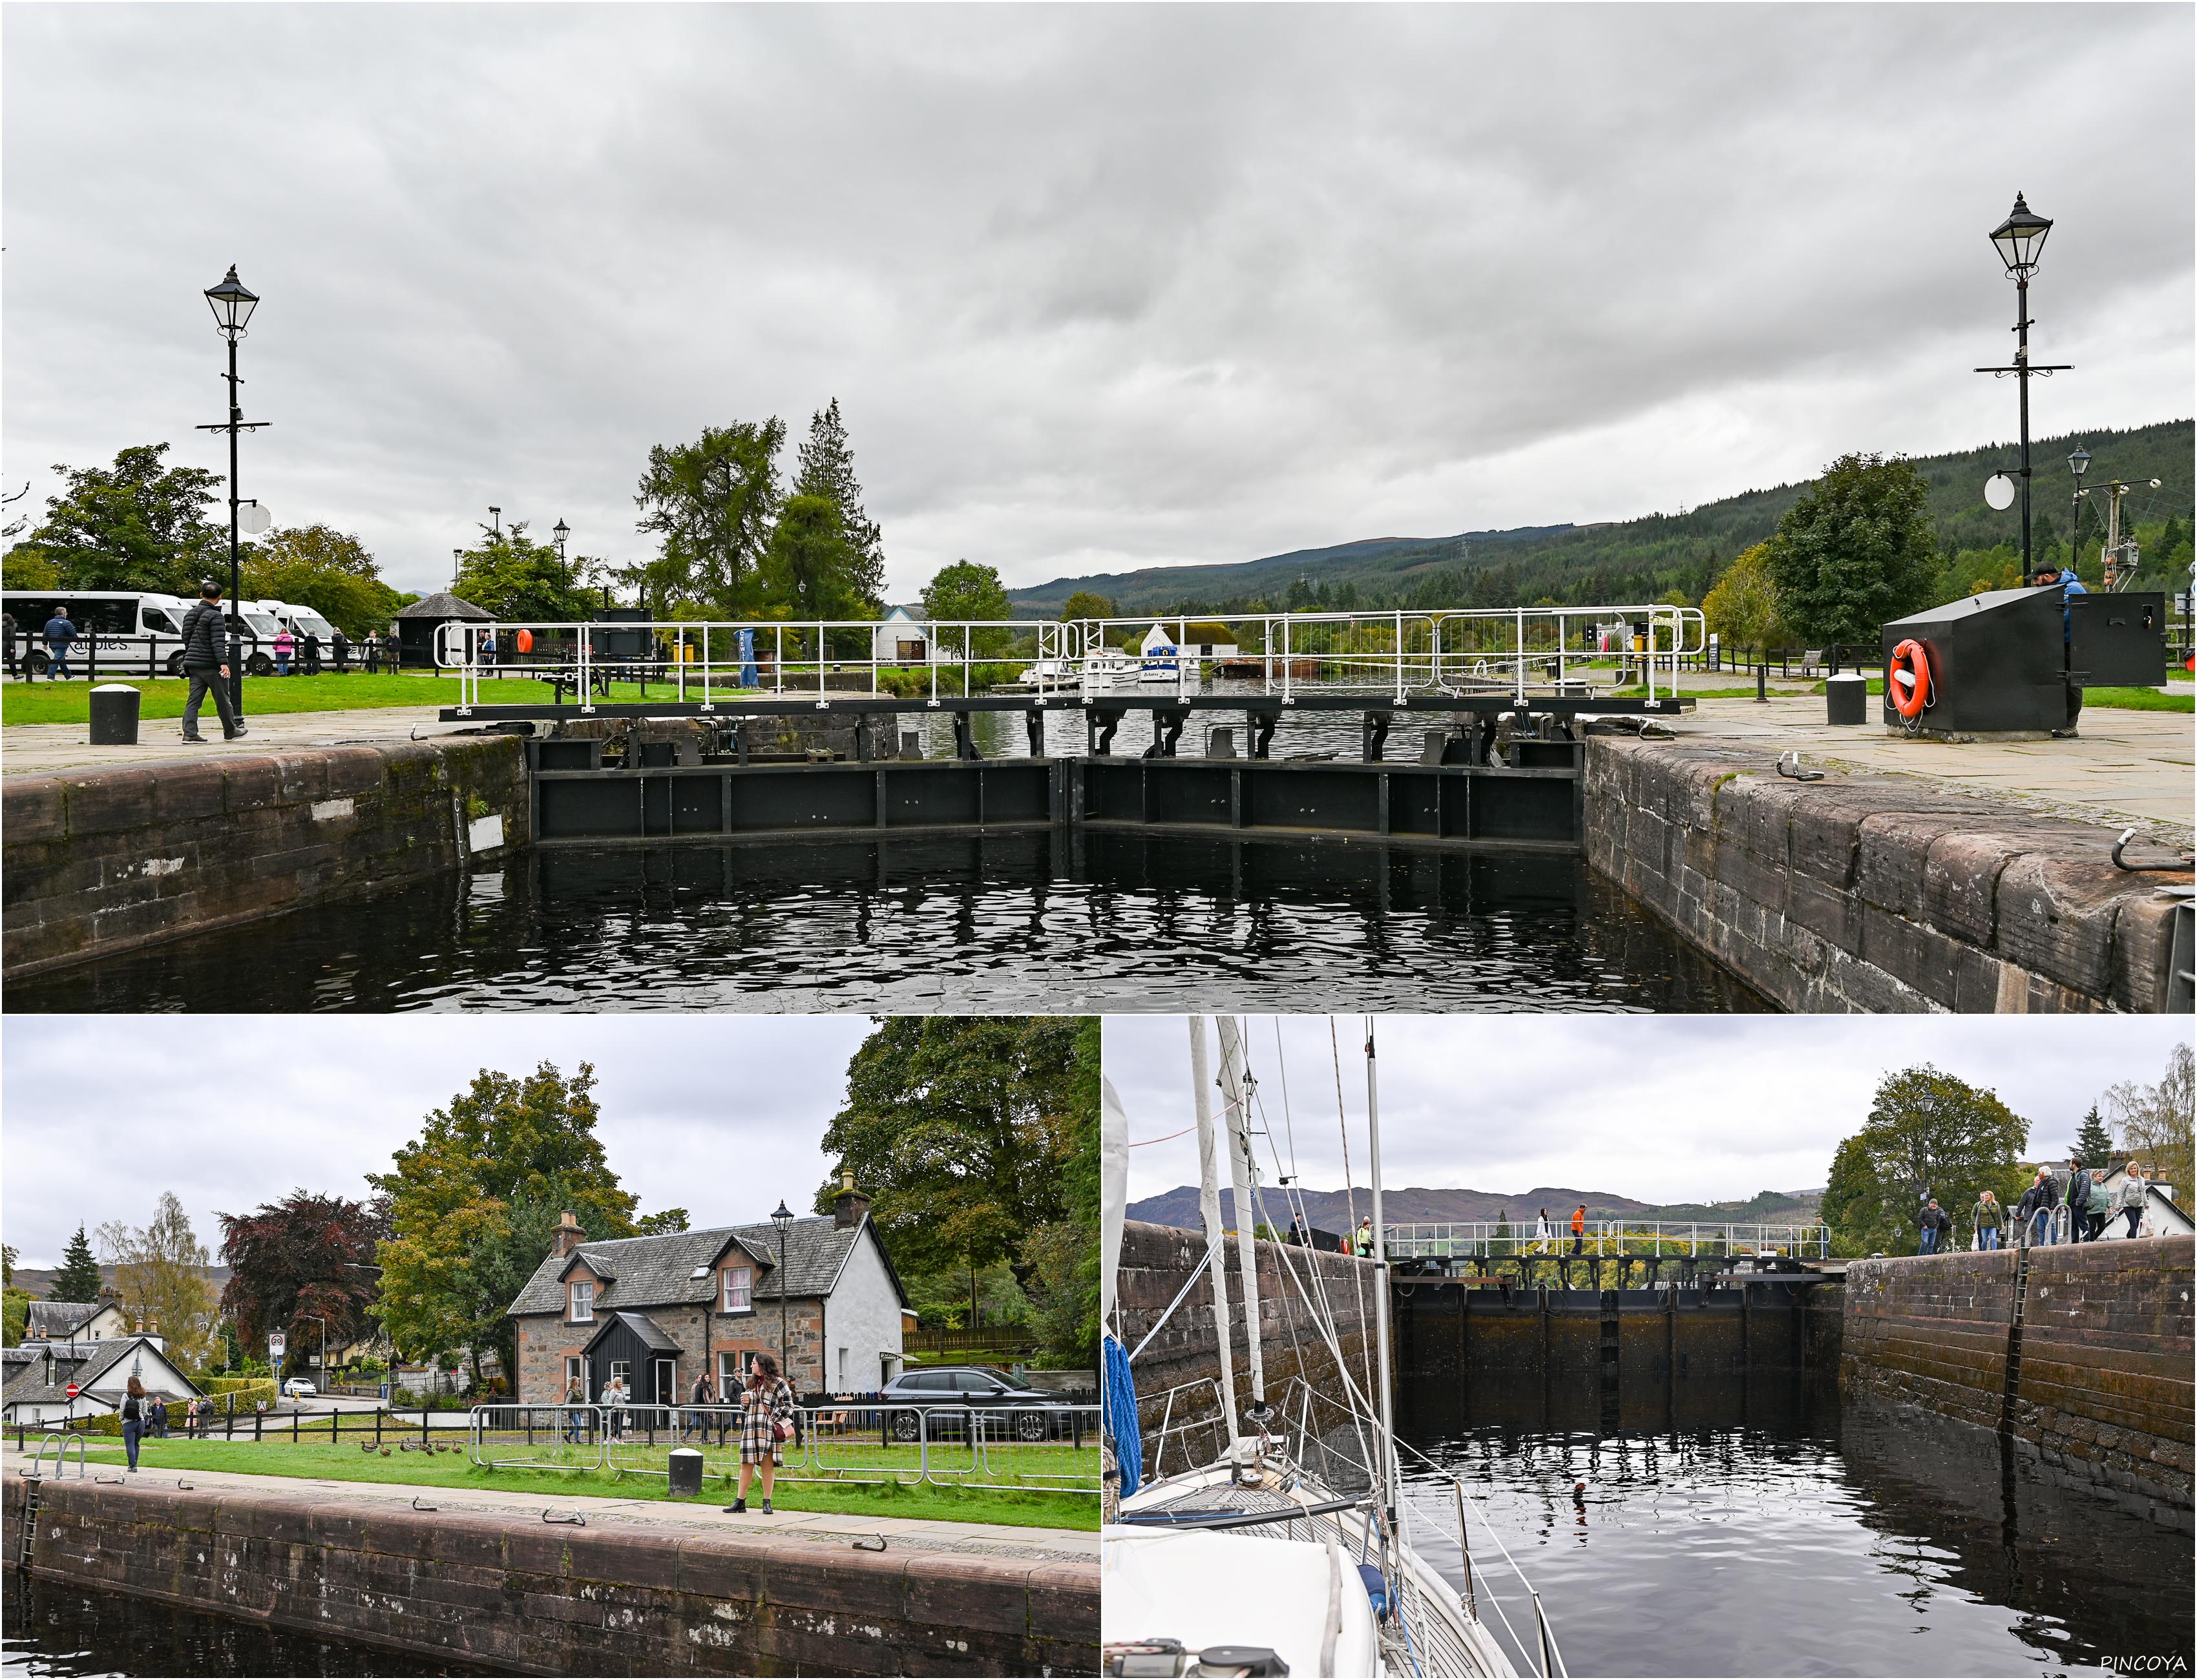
1821 1066 2030 1256
218 1191 390 1374
98 1193 218 1375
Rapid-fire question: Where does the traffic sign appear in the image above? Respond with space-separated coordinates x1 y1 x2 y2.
65 1383 80 1400
268 1332 286 1356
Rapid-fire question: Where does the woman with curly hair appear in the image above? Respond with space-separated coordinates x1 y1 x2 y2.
726 1352 795 1515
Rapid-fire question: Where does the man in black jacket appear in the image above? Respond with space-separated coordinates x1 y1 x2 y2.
2064 1159 2094 1245
1917 1199 1953 1255
178 581 247 742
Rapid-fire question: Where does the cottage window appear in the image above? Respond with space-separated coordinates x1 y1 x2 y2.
608 1360 629 1391
564 1356 585 1395
569 1280 594 1322
721 1266 752 1313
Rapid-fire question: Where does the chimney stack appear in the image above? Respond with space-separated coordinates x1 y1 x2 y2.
553 1211 585 1258
832 1170 872 1230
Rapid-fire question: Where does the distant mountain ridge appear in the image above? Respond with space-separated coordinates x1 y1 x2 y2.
1128 1184 1825 1234
1007 418 2192 616
10 1263 233 1301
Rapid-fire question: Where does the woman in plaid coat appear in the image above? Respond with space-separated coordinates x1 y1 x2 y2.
727 1352 795 1515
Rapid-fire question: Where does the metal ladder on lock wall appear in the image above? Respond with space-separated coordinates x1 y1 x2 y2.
1997 1249 2032 1439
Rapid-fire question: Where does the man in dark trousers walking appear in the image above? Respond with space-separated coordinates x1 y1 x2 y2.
2064 1159 2094 1244
1918 1199 1952 1255
178 580 247 742
1570 1204 1588 1256
42 605 78 680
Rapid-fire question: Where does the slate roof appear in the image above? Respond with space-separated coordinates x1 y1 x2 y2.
394 591 493 622
585 1311 682 1356
507 1215 897 1319
0 1336 201 1409
23 1301 97 1339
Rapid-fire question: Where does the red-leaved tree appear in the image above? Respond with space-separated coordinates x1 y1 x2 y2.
218 1191 390 1371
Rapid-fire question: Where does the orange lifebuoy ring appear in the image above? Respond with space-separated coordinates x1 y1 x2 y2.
514 629 534 654
1887 638 1931 720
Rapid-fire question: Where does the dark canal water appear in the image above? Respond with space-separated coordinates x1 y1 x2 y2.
1398 1373 2195 1678
6 834 1767 1013
1 1576 499 1677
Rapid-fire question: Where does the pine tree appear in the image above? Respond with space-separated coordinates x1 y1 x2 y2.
790 399 885 608
2072 1105 2114 1167
50 1225 103 1304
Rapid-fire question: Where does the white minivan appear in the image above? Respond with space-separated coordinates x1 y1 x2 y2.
3 589 284 678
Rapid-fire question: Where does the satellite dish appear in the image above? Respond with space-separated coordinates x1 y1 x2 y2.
240 502 272 534
1984 474 2017 512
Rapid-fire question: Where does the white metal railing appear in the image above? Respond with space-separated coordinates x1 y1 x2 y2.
435 604 1706 715
467 1401 1099 1495
1385 1220 1831 1261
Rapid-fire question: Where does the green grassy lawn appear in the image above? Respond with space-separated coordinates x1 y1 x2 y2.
1 673 750 726
70 1436 1097 1530
1792 677 2190 712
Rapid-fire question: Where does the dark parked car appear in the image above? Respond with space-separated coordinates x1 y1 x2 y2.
879 1365 1083 1442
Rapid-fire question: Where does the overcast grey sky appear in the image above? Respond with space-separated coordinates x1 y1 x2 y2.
1 1016 872 1268
1108 1014 2194 1208
3 5 2188 602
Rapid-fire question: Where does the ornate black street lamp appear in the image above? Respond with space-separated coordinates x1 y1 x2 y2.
195 266 269 715
1975 195 2071 575
770 1199 794 1381
552 518 572 593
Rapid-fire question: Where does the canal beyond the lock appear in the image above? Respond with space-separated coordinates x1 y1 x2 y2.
1398 1375 2195 1678
6 834 1766 1013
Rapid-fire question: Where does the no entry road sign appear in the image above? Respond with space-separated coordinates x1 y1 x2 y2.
65 1383 80 1400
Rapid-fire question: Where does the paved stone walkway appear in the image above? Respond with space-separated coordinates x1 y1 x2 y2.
1 1450 1096 1562
1674 696 2194 840
1 707 460 776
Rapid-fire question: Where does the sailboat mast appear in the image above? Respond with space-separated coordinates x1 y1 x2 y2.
1188 1015 1240 1434
1364 1019 1400 1520
1216 1015 1268 1415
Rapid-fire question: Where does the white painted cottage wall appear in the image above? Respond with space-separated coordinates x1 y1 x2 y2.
825 1221 906 1392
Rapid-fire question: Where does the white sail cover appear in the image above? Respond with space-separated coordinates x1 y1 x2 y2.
1101 1075 1130 1329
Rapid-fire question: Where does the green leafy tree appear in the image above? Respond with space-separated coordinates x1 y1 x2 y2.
759 492 876 618
2071 1105 2114 1167
1700 543 1790 650
1022 1015 1099 1367
370 1062 655 1388
1 1290 26 1348
921 560 1014 657
454 523 597 623
819 1017 1088 1290
98 1192 219 1374
632 419 786 614
1764 452 1939 645
1059 591 1117 622
242 525 404 637
16 444 227 594
786 399 885 606
2 549 59 589
1820 1065 2029 1255
51 1224 103 1304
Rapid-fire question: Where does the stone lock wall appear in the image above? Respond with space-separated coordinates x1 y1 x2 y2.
2 1473 1097 1677
2 736 529 981
1116 1219 1380 1438
1583 735 2186 1012
1841 1236 2192 1517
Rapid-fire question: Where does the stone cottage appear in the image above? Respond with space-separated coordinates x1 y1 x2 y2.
505 1176 909 1405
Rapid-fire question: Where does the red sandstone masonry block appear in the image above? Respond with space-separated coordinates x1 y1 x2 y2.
62 768 161 837
1992 853 2136 1000
2110 892 2185 1013
321 746 392 798
268 751 331 804
563 1527 684 1593
218 755 289 813
145 761 230 825
904 1555 1031 1639
1025 1560 1103 1644
3 776 68 843
762 1547 911 1622
674 1534 774 1603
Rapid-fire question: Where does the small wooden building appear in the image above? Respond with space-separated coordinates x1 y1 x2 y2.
393 591 493 670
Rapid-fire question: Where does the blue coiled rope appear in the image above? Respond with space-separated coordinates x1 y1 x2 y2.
1102 1332 1142 1499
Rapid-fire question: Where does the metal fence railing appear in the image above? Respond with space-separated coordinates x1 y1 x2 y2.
1385 1221 1831 1261
437 604 1710 715
467 1402 1101 1496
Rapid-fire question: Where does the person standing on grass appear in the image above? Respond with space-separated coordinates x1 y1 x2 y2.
300 629 322 675
178 582 246 743
42 606 78 680
272 623 295 676
683 1370 713 1442
363 631 380 675
563 1378 587 1444
1971 1191 2003 1251
726 1352 795 1516
331 627 350 672
120 1377 147 1471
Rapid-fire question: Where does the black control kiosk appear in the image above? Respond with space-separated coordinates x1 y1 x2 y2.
1881 585 2167 736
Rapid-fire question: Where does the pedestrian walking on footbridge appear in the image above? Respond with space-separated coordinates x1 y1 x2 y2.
2118 1164 2150 1239
1918 1199 1952 1255
2082 1165 2115 1243
2065 1159 2096 1244
1570 1205 1588 1256
2017 1171 2056 1246
1354 1217 1374 1257
1971 1192 2004 1251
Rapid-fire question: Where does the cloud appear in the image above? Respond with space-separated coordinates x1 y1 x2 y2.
0 1016 873 1267
1108 1014 2194 1206
3 5 2186 600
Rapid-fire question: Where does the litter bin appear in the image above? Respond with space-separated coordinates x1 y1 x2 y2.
667 1446 704 1498
1825 672 1867 726
89 684 142 745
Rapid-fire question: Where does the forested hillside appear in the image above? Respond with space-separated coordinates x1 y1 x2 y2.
1011 418 2192 617
1126 1184 1825 1233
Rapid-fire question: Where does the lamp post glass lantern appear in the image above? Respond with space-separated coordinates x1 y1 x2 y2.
770 1200 794 1383
1975 194 2068 576
194 265 269 717
553 518 571 592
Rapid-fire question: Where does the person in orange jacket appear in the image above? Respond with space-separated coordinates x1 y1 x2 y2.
1570 1205 1588 1255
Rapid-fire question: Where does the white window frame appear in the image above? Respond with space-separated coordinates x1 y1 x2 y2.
721 1266 752 1314
569 1279 595 1323
608 1360 629 1390
564 1355 585 1395
717 1350 746 1395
